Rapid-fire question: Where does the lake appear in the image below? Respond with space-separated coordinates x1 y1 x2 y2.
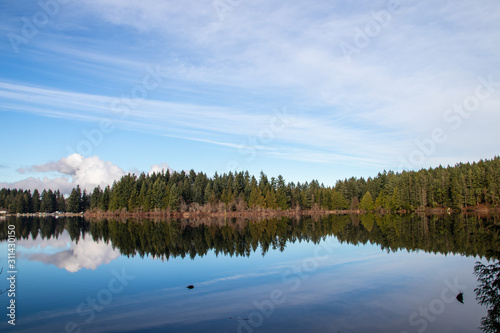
0 214 499 333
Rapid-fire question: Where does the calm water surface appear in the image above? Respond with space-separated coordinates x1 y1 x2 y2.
0 214 498 333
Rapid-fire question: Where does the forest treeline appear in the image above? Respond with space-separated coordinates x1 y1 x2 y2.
1 156 499 214
1 214 498 261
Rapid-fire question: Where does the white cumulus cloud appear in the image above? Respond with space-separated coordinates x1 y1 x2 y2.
1 154 175 194
0 177 74 194
148 162 172 175
1 154 126 194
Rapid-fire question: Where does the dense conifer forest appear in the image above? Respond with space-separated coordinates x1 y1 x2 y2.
1 156 499 214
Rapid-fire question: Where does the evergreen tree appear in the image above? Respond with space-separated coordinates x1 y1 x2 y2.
90 186 103 210
40 190 56 213
139 181 152 211
302 186 313 209
331 189 348 210
193 172 206 204
264 189 278 209
82 190 91 211
15 190 30 213
100 186 111 211
451 177 463 209
181 178 192 204
169 184 180 211
56 191 66 212
32 189 41 212
276 187 289 210
128 186 140 212
221 188 234 206
359 191 375 211
276 175 290 210
248 185 264 208
204 182 213 204
374 192 385 211
259 171 270 194
390 187 402 211
67 186 82 213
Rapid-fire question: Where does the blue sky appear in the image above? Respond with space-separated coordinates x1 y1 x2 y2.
1 0 499 193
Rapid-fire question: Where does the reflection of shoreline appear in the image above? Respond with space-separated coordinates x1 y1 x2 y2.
2 214 499 263
4 212 83 218
83 207 500 220
85 209 356 220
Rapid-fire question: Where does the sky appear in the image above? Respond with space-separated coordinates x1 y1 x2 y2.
0 0 499 193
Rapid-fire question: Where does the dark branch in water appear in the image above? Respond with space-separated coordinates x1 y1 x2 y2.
474 261 500 332
456 291 464 304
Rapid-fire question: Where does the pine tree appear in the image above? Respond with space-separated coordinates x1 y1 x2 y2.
331 190 348 210
152 178 167 209
302 186 313 209
193 173 206 204
204 182 215 204
374 192 385 211
15 191 30 213
359 191 375 211
56 191 66 212
67 186 82 213
32 189 41 212
90 186 103 210
276 187 289 210
139 181 152 211
128 186 140 212
259 172 270 194
169 184 180 211
264 189 278 209
100 186 111 211
40 189 56 213
181 178 192 204
451 177 463 209
390 187 402 211
82 190 91 211
248 185 264 208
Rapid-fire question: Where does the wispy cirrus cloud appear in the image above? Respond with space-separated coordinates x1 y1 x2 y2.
1 0 499 177
0 81 405 166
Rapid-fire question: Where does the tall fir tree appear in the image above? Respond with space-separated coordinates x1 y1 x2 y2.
32 189 41 212
359 191 375 211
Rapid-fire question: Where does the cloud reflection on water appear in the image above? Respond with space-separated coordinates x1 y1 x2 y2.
17 231 120 272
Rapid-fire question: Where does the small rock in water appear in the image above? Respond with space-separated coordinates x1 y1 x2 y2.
187 285 194 289
456 291 464 304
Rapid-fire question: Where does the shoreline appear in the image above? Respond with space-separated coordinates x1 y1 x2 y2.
2 205 498 219
83 205 499 219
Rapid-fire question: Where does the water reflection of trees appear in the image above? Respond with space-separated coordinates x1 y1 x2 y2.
0 214 498 261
